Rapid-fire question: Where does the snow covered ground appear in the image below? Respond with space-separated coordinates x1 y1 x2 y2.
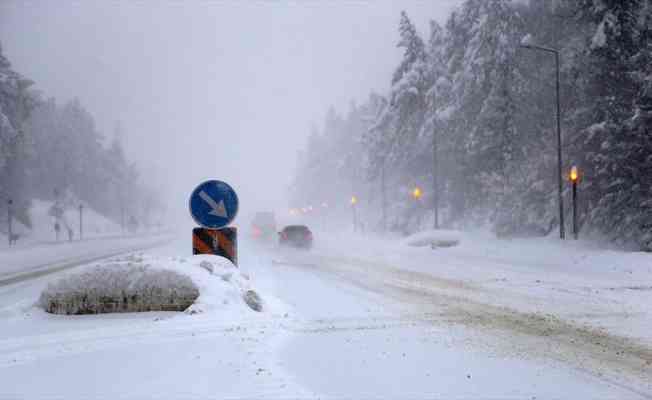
1 199 123 248
0 230 650 398
0 234 174 282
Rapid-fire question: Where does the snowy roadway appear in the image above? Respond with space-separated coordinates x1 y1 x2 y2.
0 232 651 398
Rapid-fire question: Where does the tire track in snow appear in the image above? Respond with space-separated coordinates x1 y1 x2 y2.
276 252 652 399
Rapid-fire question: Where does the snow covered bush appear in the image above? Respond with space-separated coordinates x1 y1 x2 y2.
39 259 199 315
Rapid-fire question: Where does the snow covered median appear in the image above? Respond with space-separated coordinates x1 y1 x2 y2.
39 253 264 315
402 229 462 249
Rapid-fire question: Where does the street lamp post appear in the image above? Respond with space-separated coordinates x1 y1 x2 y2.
521 37 565 239
569 166 579 240
412 186 423 231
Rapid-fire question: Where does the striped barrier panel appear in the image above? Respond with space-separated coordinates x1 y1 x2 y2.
192 227 238 266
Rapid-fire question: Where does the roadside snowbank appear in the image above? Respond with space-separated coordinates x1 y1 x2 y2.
181 254 264 314
36 252 268 317
402 229 462 248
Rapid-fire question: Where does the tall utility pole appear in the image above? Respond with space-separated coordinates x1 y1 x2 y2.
380 162 387 232
554 51 565 239
432 126 439 229
7 199 12 246
521 38 565 239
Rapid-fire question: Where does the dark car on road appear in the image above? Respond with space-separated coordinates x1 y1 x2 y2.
279 225 313 249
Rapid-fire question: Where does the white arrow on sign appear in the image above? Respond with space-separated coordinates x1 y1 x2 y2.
199 190 228 218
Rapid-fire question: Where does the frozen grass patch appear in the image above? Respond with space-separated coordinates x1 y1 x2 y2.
39 260 199 315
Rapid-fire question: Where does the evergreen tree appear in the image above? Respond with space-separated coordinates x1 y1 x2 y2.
574 0 652 247
0 42 36 229
292 0 652 247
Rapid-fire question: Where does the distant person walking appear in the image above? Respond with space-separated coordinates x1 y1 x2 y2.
67 227 73 242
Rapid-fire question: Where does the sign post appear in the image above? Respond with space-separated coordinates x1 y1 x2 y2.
570 166 580 240
412 186 423 231
79 204 83 241
54 222 60 242
189 180 239 265
7 199 12 247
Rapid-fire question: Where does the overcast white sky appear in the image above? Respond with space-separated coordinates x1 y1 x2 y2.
0 0 461 220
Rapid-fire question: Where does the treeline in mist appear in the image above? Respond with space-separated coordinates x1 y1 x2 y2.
0 43 161 232
291 0 652 250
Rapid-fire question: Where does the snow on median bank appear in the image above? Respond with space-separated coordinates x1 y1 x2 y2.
39 253 264 315
402 229 462 249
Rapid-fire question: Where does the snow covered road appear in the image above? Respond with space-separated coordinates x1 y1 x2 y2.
0 233 650 398
272 250 651 398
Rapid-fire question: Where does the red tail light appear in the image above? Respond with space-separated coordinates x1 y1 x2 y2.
252 227 262 237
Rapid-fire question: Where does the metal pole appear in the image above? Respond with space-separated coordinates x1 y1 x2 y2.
7 199 12 246
79 204 83 241
352 204 357 233
381 162 387 232
416 196 423 231
556 52 565 239
572 180 578 240
433 126 439 229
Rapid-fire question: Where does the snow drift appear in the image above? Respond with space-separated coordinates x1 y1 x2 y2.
186 254 264 313
402 229 462 249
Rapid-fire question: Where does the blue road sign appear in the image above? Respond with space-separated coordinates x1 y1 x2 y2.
189 180 239 229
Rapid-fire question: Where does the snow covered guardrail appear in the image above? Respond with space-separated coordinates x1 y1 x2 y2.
402 229 462 249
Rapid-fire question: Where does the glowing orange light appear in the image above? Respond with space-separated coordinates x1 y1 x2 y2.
412 187 423 200
351 196 358 205
570 166 579 182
